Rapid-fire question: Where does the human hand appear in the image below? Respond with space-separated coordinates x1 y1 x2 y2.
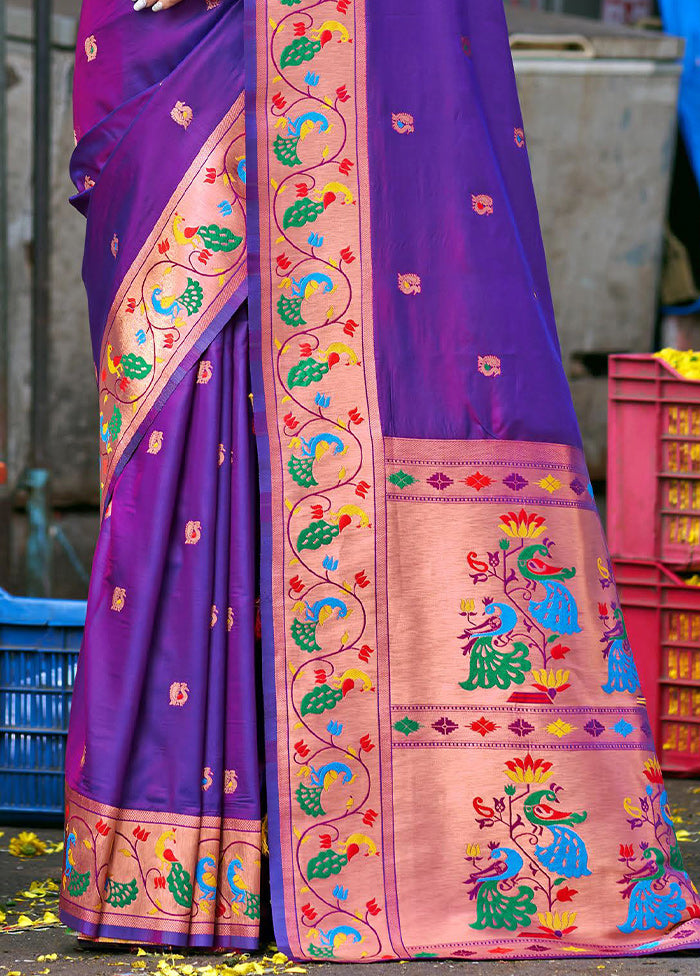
133 0 186 11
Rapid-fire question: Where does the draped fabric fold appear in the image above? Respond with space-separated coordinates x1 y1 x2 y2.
61 0 700 960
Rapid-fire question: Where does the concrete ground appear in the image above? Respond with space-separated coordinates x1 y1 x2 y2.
3 781 700 976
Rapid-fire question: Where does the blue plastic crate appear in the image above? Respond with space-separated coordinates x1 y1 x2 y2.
0 588 86 820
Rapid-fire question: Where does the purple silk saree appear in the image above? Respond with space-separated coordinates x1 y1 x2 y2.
61 0 700 961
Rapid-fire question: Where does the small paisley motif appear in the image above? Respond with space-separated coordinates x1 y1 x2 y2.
472 194 493 216
171 101 194 130
147 430 164 454
397 272 421 295
478 355 501 377
197 361 213 384
85 35 97 62
169 682 189 707
391 112 414 134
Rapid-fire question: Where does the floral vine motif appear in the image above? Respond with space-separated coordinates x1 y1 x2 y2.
615 758 697 932
596 557 641 696
97 103 246 504
457 510 580 695
264 1 386 959
465 754 590 936
62 793 261 929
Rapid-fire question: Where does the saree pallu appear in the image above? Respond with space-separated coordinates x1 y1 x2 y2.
60 0 700 961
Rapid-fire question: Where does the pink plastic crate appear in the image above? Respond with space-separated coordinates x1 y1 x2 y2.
608 354 700 568
614 558 700 774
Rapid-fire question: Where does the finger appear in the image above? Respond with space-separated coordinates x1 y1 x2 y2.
133 0 184 10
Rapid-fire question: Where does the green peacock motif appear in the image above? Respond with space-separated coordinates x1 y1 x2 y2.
278 294 306 328
283 198 325 230
167 861 193 908
307 850 348 880
197 224 243 253
458 602 531 691
280 37 322 69
291 618 321 652
297 519 341 552
301 683 343 716
67 868 91 898
296 782 326 818
121 353 153 381
104 877 138 908
177 278 204 315
288 456 318 488
468 848 537 931
274 133 302 168
288 357 330 389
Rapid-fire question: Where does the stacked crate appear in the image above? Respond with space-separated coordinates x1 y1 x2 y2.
0 589 85 820
608 354 700 772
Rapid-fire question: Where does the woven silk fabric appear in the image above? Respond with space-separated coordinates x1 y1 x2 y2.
60 0 700 961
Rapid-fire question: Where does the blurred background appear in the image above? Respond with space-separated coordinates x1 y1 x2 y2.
0 0 695 600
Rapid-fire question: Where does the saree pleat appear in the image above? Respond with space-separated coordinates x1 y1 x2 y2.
61 0 700 961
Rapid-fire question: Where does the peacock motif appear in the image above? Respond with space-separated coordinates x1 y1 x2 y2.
458 601 531 691
523 789 591 879
601 606 640 695
517 544 581 636
618 847 685 933
466 846 537 931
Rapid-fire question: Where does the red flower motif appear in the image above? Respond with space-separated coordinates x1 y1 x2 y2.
126 298 137 314
295 183 309 198
358 644 374 663
158 238 170 254
318 834 332 850
619 844 634 859
464 471 493 492
301 903 318 920
360 733 375 752
95 818 110 836
355 570 370 589
289 575 304 594
272 92 287 111
314 668 327 684
366 898 382 916
344 319 359 337
310 504 324 520
204 167 216 184
163 333 175 349
336 85 350 103
555 886 578 902
470 716 499 738
687 904 700 919
154 876 166 889
337 0 351 13
338 157 354 176
355 480 370 499
340 246 356 263
293 21 306 36
348 407 365 425
132 826 150 843
277 252 292 270
550 643 571 660
598 602 608 617
295 739 310 758
197 249 212 265
362 809 378 827
284 412 299 430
